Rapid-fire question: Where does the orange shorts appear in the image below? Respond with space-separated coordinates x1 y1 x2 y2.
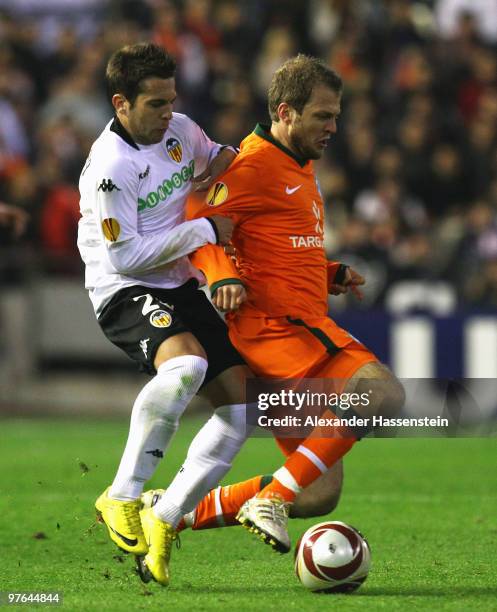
228 314 378 456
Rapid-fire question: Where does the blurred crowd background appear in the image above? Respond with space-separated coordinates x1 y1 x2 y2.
1 0 497 311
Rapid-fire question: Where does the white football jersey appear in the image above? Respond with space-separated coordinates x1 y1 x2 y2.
78 113 220 316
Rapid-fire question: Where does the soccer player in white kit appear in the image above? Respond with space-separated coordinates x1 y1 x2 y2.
78 43 250 586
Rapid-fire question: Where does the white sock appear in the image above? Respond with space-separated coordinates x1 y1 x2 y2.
153 403 252 527
109 355 208 501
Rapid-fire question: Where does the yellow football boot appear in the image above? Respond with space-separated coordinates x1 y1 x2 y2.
95 487 148 555
136 507 178 586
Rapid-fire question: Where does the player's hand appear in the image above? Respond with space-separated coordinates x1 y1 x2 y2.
192 148 237 192
210 214 234 245
212 283 247 312
329 267 365 300
0 202 29 238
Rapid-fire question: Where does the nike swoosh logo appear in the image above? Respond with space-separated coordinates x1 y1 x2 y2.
285 185 302 195
109 525 138 547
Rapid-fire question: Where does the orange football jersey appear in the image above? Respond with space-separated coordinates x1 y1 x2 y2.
189 124 334 319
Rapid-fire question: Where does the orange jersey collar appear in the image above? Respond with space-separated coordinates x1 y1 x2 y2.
253 123 309 168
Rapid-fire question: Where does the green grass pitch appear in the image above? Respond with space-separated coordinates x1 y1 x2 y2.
0 416 496 611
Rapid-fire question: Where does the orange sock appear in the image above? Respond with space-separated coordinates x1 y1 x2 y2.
258 437 356 503
177 474 271 532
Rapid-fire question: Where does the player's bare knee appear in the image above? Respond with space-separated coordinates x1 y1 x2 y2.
291 464 343 518
349 364 405 419
291 489 341 518
300 498 334 518
367 377 404 419
369 373 405 419
313 487 341 516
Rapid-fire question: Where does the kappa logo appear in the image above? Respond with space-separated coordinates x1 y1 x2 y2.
285 184 302 195
98 178 121 192
102 218 120 242
206 181 228 206
139 165 150 180
150 310 172 328
166 137 182 163
145 449 164 458
139 337 150 358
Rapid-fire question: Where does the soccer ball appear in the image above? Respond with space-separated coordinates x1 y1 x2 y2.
294 521 371 593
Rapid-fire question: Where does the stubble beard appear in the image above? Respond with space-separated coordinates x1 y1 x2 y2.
289 130 321 161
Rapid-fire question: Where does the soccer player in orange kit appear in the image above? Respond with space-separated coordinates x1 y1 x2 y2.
145 55 405 553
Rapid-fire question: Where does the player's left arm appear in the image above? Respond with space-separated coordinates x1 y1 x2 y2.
327 261 365 300
190 242 246 312
188 191 246 312
212 280 247 312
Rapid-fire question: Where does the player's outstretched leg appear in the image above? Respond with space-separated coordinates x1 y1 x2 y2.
139 463 343 555
184 475 271 529
140 475 271 531
136 507 178 586
95 487 148 555
237 363 404 553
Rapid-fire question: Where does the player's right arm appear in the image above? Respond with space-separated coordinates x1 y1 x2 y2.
187 183 253 310
190 241 246 311
86 157 232 276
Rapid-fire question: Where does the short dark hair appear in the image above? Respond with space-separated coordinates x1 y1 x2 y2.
268 54 342 121
106 42 176 105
